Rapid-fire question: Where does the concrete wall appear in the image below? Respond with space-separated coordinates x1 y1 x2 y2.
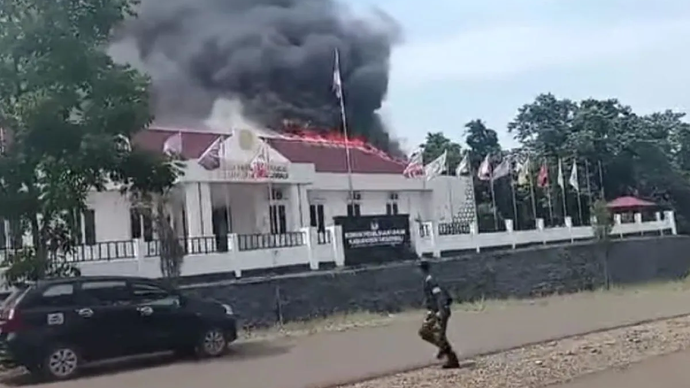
184 236 690 329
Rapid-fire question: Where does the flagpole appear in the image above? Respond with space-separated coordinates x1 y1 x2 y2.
447 156 455 220
490 177 498 231
528 157 538 228
469 165 480 233
544 158 554 226
574 159 583 226
510 160 519 230
221 138 231 239
597 160 605 200
585 159 592 224
559 158 568 226
265 142 275 233
334 49 355 210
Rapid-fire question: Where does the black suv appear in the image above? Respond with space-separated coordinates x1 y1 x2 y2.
0 276 237 380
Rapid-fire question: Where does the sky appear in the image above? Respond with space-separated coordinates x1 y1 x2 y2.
355 0 690 152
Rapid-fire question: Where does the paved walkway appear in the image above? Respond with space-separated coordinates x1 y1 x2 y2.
555 349 690 387
3 289 690 388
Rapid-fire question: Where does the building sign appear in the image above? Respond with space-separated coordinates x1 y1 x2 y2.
334 214 414 266
220 162 289 180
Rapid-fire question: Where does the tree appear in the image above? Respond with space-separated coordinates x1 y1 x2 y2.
0 0 179 284
508 93 690 232
591 199 613 289
464 119 501 169
420 132 463 173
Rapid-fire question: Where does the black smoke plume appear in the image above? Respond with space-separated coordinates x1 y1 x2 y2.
109 0 401 153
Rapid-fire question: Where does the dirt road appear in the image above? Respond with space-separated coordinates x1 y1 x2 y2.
555 350 690 388
2 289 690 388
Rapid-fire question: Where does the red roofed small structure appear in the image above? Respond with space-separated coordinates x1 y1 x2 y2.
606 196 657 210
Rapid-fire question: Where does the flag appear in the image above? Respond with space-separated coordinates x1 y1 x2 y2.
569 161 579 191
250 142 270 179
557 159 564 188
163 132 183 156
455 153 470 176
198 136 223 170
492 157 511 181
537 162 549 188
477 154 492 181
516 157 530 186
333 49 343 100
424 151 447 181
403 148 425 178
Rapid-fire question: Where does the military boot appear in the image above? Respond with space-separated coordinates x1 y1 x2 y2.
441 350 460 369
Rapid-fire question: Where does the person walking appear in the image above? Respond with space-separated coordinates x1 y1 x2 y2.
417 259 460 369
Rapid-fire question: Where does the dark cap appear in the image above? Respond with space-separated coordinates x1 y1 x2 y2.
418 259 430 271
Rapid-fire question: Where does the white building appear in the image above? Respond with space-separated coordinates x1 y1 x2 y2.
0 126 675 282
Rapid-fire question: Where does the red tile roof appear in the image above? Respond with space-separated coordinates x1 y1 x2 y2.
134 128 406 174
607 196 657 209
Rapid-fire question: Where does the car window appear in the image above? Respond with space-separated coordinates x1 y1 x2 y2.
131 282 178 306
80 281 132 306
30 284 76 308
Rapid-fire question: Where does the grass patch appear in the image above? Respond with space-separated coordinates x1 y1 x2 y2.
244 277 690 340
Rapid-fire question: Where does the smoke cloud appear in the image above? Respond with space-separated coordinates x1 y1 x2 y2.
109 0 401 153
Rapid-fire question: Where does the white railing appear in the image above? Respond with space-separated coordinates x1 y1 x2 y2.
0 211 676 287
414 211 677 257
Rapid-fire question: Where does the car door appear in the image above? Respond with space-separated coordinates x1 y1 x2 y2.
129 281 198 351
18 283 89 352
76 279 146 360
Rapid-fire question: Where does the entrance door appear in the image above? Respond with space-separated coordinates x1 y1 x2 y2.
212 207 231 252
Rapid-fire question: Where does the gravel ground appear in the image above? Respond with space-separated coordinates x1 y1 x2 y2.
341 315 690 388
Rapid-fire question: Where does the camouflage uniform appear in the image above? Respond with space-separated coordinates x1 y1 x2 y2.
418 261 460 369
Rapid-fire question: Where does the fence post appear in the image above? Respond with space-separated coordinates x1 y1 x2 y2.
228 233 242 278
133 239 145 276
665 210 677 235
327 225 345 267
301 227 318 270
504 219 515 249
470 221 480 253
565 216 573 243
536 218 545 245
614 214 623 238
431 221 441 258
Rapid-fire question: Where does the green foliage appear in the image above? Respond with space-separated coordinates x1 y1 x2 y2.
464 119 501 169
591 199 613 241
420 132 462 172
0 0 179 283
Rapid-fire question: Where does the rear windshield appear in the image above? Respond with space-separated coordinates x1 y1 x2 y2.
1 285 31 310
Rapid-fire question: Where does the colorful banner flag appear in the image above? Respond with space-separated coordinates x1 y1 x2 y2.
424 151 447 181
477 154 492 181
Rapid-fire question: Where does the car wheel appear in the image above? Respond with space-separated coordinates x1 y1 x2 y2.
40 344 81 380
197 327 227 358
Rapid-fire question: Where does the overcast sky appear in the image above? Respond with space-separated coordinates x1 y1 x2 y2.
356 0 690 152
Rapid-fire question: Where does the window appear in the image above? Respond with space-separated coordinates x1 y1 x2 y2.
386 203 399 215
131 283 178 306
80 281 131 306
130 208 154 242
33 284 75 308
347 203 361 217
309 204 325 232
83 209 96 245
269 204 287 234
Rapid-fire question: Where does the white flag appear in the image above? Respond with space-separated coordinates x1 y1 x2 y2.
492 158 511 181
569 161 579 191
403 148 425 178
557 158 565 188
198 136 223 171
424 151 447 181
516 157 530 186
477 154 492 181
163 132 183 156
455 153 470 176
333 49 343 100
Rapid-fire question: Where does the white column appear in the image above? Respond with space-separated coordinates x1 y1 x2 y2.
184 182 213 237
289 184 304 231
